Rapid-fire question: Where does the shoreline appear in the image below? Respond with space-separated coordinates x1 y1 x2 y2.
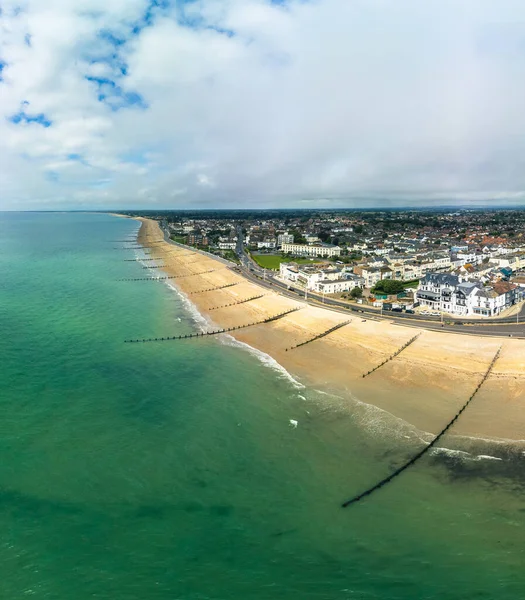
130 217 525 449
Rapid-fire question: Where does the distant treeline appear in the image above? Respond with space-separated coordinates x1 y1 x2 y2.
115 207 525 223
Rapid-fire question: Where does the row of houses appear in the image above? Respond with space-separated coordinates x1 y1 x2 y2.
281 242 342 258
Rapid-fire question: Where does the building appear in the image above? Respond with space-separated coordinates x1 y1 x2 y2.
188 232 209 246
257 237 277 250
353 265 382 288
281 243 341 257
416 273 517 317
218 237 236 250
305 235 321 244
277 233 294 246
314 279 359 294
279 263 361 293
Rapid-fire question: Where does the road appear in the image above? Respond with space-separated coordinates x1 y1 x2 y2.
233 230 525 338
158 222 525 339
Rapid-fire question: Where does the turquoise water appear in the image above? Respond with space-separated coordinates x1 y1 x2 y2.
0 212 523 599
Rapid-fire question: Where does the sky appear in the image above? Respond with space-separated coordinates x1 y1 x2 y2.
2 0 525 210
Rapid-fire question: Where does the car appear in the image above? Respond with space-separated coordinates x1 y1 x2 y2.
420 311 430 316
431 312 441 317
405 309 415 314
391 307 403 312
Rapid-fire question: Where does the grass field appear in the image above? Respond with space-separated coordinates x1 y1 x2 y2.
250 254 322 270
170 235 187 244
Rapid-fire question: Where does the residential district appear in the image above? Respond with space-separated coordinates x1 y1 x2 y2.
127 209 525 319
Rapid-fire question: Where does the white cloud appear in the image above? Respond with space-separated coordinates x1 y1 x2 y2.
2 0 525 209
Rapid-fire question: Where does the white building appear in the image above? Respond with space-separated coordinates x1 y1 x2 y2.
218 238 237 250
281 243 341 257
277 233 294 246
257 238 277 250
305 235 321 245
314 279 358 294
279 263 361 293
416 273 517 317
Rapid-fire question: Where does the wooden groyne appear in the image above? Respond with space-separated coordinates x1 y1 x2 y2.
209 294 266 311
124 307 302 343
118 269 218 282
285 320 351 351
342 346 502 508
123 258 160 262
166 252 195 259
189 282 240 295
362 333 421 378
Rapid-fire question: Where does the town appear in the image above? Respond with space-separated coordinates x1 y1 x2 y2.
123 209 525 319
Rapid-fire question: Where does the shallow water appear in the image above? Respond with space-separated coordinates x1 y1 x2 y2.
1 212 524 599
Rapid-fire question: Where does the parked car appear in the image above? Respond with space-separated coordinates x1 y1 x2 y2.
391 307 403 312
431 312 441 317
405 309 415 314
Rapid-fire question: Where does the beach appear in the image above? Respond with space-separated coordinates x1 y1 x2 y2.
2 211 524 600
137 217 525 446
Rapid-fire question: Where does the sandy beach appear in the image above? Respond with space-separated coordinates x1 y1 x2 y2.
135 218 525 445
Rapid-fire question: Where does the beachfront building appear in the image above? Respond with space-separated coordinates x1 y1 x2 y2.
314 274 364 294
416 273 518 317
188 232 209 246
281 242 341 258
279 263 361 293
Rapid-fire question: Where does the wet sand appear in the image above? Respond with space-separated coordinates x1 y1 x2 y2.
135 218 525 444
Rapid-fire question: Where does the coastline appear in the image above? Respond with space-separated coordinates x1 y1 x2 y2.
131 217 525 449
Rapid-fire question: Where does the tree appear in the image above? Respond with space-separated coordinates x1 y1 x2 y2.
371 279 406 295
350 287 363 299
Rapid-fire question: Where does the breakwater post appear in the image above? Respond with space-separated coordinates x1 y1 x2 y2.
285 320 351 351
124 307 302 343
118 269 217 282
342 346 502 508
362 333 421 378
208 294 266 311
189 282 240 295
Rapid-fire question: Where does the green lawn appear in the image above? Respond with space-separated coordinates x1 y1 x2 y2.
250 254 322 270
170 235 187 244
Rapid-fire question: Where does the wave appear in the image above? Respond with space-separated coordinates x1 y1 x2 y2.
220 334 305 389
162 276 305 390
474 454 503 462
430 447 472 459
165 282 211 330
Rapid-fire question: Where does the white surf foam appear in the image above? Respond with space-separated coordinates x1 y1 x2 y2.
162 276 306 390
165 282 211 330
430 447 472 459
220 334 305 389
474 454 503 462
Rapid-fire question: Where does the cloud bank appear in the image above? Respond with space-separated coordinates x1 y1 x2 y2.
2 0 525 209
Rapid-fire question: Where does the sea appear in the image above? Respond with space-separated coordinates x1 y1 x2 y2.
0 211 523 600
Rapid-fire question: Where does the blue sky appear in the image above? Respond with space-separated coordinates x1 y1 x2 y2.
2 0 525 210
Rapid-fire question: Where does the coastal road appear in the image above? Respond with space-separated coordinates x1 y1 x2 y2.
233 234 525 338
158 222 525 339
